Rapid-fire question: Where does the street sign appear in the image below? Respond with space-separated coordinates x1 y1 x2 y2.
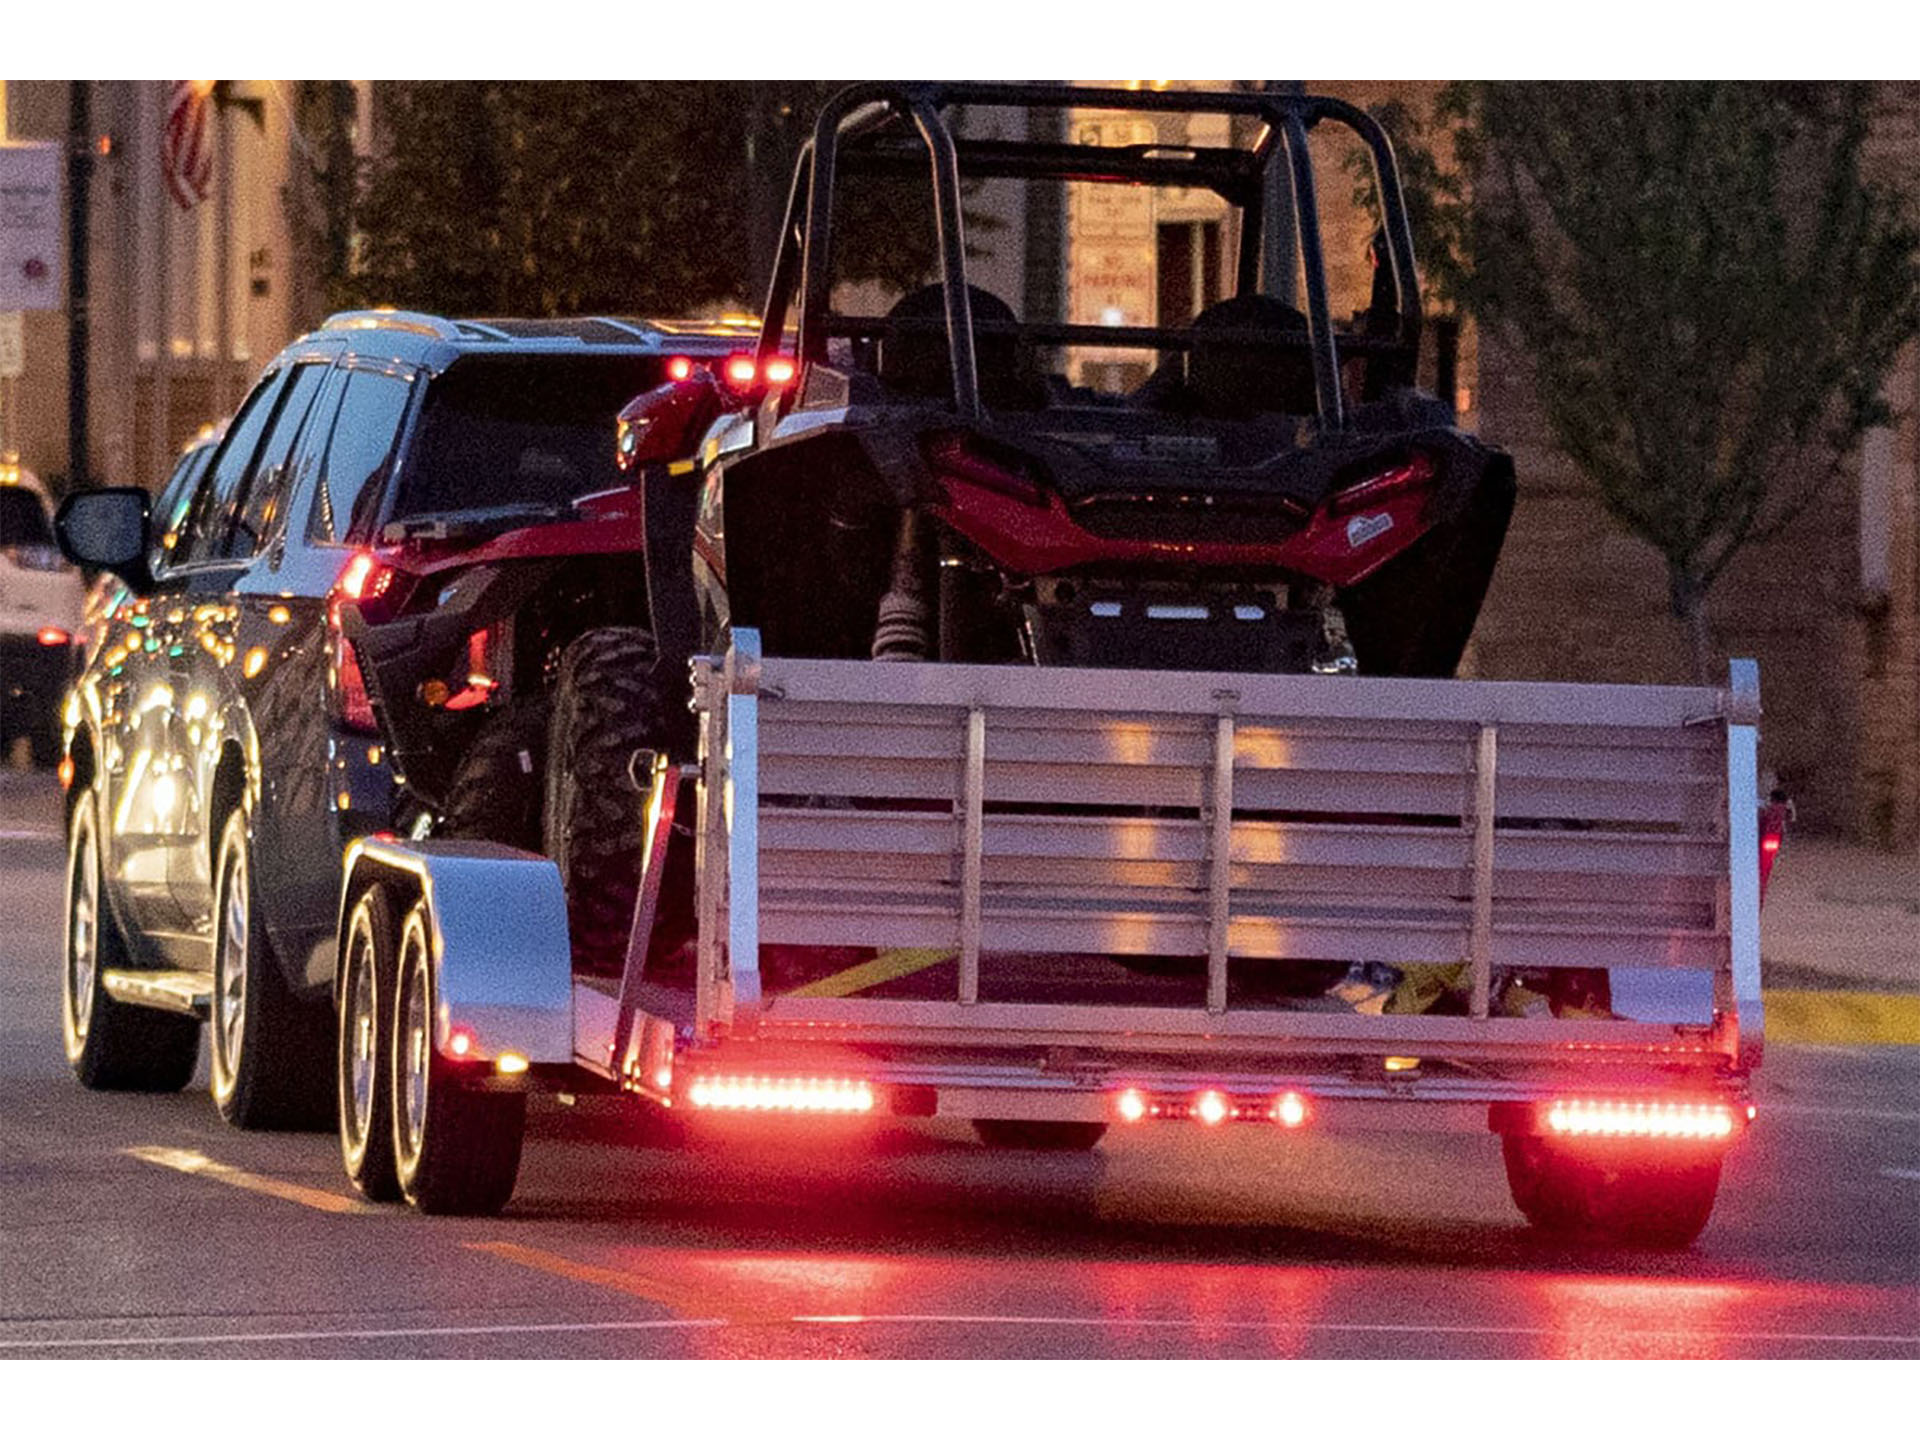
0 311 21 378
0 143 62 312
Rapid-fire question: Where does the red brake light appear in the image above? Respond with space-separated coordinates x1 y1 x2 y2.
762 355 797 386
37 625 71 646
666 356 693 382
327 551 392 735
1328 452 1438 516
1761 833 1781 855
922 430 1048 506
724 355 759 388
1543 1099 1738 1140
687 1075 876 1114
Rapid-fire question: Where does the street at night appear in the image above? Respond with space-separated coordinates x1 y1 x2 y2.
3 776 1915 1361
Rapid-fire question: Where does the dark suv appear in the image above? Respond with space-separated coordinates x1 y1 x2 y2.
53 309 751 1127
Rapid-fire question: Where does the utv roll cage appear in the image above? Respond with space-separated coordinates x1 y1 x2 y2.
752 81 1423 431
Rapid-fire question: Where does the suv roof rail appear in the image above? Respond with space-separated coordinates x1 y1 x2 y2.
321 309 465 340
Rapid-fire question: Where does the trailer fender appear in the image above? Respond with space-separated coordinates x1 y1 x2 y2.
337 836 574 1064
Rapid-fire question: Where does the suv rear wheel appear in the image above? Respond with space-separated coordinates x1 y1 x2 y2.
209 808 334 1130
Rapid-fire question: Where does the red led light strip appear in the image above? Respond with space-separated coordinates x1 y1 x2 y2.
687 1076 875 1114
1545 1099 1736 1139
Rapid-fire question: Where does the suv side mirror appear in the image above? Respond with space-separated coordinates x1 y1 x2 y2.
55 487 155 594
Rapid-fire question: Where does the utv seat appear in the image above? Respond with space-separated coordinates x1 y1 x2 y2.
1185 294 1320 420
879 284 1049 411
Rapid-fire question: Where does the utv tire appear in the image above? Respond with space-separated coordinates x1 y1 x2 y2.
1502 1134 1723 1250
392 902 525 1216
543 627 689 977
338 884 402 1202
208 807 335 1130
437 703 547 851
973 1120 1109 1152
61 791 200 1091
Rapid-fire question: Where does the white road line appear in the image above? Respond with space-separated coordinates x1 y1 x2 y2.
0 1317 723 1352
1880 1167 1920 1181
123 1145 376 1215
0 828 60 841
7 1314 1911 1352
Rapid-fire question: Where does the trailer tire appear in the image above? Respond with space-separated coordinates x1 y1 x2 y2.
209 807 335 1131
437 703 548 851
62 790 201 1091
973 1120 1108 1152
338 884 402 1202
392 901 525 1216
542 627 690 978
1502 1135 1723 1249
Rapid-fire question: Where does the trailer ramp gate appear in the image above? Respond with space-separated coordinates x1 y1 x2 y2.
640 631 1764 1125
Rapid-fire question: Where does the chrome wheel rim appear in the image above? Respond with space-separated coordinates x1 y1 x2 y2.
400 926 430 1158
345 928 378 1147
215 836 248 1076
67 815 98 1042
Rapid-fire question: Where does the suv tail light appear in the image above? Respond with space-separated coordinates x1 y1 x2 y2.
327 551 394 735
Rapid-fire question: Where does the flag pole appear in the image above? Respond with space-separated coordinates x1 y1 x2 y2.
213 82 233 418
151 80 172 487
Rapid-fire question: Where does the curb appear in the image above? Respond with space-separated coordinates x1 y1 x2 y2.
1761 989 1920 1047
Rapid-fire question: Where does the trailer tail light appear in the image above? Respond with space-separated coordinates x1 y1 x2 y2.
38 625 71 646
1113 1087 1314 1127
1327 452 1437 516
1543 1099 1738 1140
1758 800 1789 901
686 1075 876 1114
448 1026 475 1058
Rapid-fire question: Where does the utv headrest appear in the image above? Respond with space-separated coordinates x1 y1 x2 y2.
1187 294 1319 420
880 284 1040 411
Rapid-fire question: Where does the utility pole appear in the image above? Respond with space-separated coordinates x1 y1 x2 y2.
66 80 93 489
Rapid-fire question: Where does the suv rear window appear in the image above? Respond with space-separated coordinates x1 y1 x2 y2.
389 355 669 523
0 487 55 548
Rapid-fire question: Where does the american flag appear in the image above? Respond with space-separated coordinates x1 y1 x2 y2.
162 81 215 210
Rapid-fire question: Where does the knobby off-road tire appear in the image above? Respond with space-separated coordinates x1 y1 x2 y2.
208 807 335 1130
437 702 548 852
1502 1134 1723 1250
338 884 402 1202
61 790 200 1091
542 627 690 978
973 1120 1109 1152
391 902 525 1215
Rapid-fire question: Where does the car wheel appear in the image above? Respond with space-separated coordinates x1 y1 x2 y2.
338 885 401 1202
208 807 333 1130
61 790 200 1090
391 901 525 1216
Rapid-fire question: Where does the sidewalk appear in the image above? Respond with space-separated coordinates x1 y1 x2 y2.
1760 836 1920 1045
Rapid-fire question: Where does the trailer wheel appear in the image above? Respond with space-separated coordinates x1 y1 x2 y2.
208 808 334 1130
543 627 690 977
62 790 200 1091
391 901 525 1216
1502 1135 1723 1249
337 885 401 1202
973 1120 1108 1152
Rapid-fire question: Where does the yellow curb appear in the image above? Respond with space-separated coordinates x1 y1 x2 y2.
1762 990 1920 1046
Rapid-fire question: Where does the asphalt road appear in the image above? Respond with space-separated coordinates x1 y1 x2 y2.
3 775 1917 1360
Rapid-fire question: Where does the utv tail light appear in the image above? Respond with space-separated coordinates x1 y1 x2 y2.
1543 1099 1738 1140
762 355 797 386
724 355 759 388
686 1075 876 1114
666 356 694 382
1328 452 1437 516
37 625 71 646
922 429 1049 507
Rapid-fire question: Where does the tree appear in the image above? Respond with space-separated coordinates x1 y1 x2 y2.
1435 83 1920 680
310 83 989 324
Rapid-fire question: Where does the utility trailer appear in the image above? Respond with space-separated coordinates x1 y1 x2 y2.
335 628 1769 1245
